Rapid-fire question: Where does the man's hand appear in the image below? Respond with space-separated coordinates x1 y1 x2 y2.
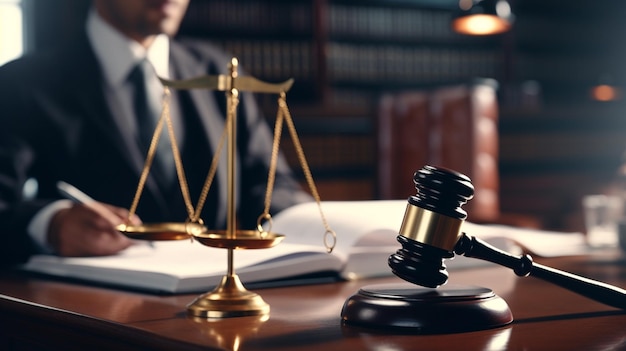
47 202 141 257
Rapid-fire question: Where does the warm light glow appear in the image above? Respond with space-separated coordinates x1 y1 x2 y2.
591 84 620 102
453 14 511 35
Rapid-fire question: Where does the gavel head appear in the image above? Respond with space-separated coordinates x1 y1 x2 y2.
388 165 474 288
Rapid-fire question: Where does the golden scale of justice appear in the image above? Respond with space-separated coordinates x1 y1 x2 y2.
116 58 336 318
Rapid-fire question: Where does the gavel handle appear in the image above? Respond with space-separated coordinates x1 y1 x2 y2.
454 233 626 310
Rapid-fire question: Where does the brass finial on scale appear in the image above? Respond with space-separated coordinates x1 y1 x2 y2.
118 57 336 319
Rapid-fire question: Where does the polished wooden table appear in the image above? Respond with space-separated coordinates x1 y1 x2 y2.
1 252 626 351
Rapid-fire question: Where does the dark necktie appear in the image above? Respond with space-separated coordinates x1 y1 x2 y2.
128 59 174 187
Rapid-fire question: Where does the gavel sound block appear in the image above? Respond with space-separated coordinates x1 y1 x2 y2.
341 165 626 334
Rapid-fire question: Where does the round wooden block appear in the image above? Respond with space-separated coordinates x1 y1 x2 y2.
341 283 513 334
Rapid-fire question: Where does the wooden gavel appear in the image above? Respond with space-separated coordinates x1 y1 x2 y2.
388 165 626 310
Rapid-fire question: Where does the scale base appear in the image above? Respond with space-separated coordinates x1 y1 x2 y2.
341 283 513 334
187 274 270 318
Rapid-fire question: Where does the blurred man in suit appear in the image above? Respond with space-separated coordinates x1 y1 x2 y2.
0 0 310 264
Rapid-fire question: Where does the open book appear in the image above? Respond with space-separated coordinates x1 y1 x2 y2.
21 200 588 294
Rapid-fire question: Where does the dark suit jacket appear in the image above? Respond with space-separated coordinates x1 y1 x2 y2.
0 31 310 265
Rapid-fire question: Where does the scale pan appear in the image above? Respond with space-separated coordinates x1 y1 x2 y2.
117 222 207 241
193 230 284 249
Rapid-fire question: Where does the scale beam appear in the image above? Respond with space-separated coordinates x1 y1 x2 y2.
119 57 332 319
159 75 294 93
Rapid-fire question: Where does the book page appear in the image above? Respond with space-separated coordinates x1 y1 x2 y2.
462 222 588 257
269 200 405 253
23 240 338 293
269 200 588 260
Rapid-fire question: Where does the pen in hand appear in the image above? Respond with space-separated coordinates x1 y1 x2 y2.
57 181 130 226
56 181 97 204
56 181 120 218
56 181 152 248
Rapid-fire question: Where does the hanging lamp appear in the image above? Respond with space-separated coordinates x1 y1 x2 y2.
452 0 514 35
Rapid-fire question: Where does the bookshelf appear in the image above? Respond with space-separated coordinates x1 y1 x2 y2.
178 0 324 101
177 0 507 201
178 0 504 103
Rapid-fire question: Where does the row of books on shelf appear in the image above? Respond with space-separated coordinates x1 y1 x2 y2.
182 0 465 42
327 43 501 84
328 3 461 42
212 40 503 88
212 39 315 84
182 0 314 36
